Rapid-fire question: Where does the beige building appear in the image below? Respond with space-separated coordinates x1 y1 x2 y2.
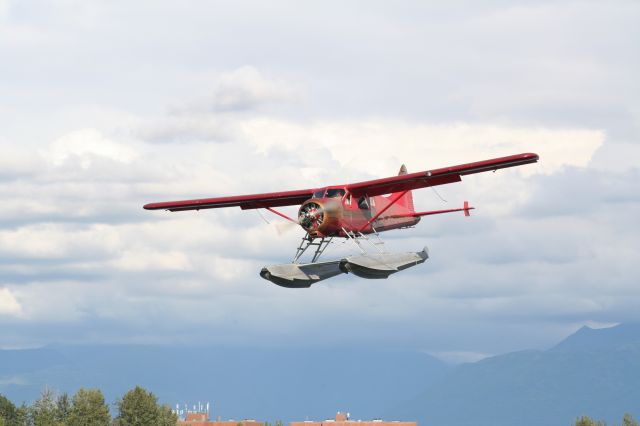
291 412 417 426
178 412 264 426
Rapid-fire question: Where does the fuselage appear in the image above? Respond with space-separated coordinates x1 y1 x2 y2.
297 186 419 238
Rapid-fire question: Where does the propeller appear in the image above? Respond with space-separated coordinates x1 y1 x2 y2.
273 219 298 235
258 202 327 236
298 201 324 232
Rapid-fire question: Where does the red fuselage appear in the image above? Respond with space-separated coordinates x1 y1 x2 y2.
297 187 419 238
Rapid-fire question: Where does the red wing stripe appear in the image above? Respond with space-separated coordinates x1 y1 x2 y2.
346 153 538 197
143 190 314 211
144 153 538 212
432 153 540 176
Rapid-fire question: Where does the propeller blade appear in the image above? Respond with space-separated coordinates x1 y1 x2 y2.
273 220 299 236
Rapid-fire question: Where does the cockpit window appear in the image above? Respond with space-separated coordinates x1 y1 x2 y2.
325 188 345 198
358 197 370 209
312 190 325 199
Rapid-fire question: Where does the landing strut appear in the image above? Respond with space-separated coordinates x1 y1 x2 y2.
292 233 333 263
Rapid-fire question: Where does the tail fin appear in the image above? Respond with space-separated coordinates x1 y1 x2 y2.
396 164 415 213
463 201 472 217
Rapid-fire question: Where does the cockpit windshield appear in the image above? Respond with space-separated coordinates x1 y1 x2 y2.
312 188 346 199
325 188 345 198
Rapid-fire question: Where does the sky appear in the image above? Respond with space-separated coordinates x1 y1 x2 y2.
0 0 639 362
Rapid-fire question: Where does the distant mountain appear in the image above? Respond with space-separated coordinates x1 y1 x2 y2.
392 323 640 426
0 345 447 422
551 323 640 352
4 324 639 425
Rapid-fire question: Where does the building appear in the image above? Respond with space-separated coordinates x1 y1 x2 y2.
291 412 417 426
178 412 264 426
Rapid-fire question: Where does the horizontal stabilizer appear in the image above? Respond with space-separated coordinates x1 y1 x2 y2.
390 202 475 219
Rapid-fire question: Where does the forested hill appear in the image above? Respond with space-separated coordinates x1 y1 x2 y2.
391 323 640 426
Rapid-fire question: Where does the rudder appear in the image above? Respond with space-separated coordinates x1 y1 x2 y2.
396 164 416 213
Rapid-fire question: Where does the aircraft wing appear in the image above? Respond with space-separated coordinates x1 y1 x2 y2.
144 153 538 212
346 153 539 197
143 188 315 211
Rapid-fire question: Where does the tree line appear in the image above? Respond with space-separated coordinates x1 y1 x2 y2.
573 414 638 426
4 389 637 426
0 386 177 426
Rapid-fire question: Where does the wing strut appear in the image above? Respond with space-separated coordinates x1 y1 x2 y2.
265 207 298 224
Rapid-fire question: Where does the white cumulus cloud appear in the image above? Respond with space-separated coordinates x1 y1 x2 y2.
48 128 138 168
0 288 22 317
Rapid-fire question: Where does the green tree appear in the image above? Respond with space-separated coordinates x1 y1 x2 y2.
55 393 70 424
623 414 639 426
574 415 606 426
31 388 58 426
14 404 29 426
0 395 17 425
157 404 177 426
115 386 159 426
68 388 110 426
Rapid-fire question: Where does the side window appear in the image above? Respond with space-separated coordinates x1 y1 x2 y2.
313 190 325 198
345 194 352 205
357 197 369 210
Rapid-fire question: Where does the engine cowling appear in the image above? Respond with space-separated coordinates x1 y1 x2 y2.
298 199 342 236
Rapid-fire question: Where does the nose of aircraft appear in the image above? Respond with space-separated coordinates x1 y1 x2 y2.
298 201 324 232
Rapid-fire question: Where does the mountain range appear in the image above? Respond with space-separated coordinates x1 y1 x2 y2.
392 323 640 426
1 323 639 425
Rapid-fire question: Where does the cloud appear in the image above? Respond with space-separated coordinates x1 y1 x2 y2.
48 128 137 167
591 142 640 172
0 0 638 356
208 66 301 111
238 119 604 177
0 288 22 317
173 66 302 114
0 0 9 21
0 71 615 353
111 249 192 272
0 143 43 181
0 111 618 353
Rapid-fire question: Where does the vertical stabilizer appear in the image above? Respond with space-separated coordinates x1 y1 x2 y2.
396 164 415 212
